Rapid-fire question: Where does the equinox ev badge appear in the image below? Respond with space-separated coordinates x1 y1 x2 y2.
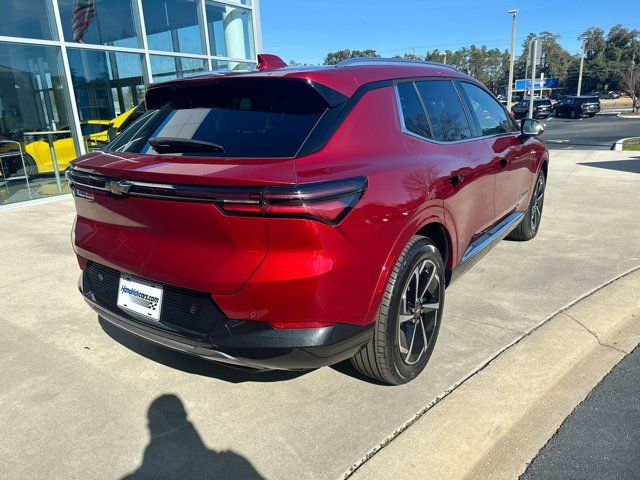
105 180 133 196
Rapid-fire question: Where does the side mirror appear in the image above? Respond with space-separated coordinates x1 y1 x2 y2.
521 118 545 136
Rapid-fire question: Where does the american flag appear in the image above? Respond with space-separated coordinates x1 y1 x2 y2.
72 0 96 43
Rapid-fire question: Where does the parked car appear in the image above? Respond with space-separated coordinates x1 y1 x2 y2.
599 91 621 99
511 98 553 119
67 55 548 385
17 105 145 176
553 96 601 118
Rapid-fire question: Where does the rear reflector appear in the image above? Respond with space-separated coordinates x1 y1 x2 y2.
67 168 367 225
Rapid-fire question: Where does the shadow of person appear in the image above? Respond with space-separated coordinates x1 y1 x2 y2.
122 394 265 480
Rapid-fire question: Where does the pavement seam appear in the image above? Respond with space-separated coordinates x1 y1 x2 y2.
565 312 630 355
340 264 640 480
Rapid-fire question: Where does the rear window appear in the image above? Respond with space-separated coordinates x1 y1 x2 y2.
107 79 329 158
581 97 599 103
535 99 552 106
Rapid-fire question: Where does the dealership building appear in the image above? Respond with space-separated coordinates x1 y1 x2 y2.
0 0 262 206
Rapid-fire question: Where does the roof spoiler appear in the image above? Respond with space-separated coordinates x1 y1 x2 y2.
257 54 288 71
145 76 349 110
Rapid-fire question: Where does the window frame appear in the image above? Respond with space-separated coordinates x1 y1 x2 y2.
394 77 475 144
394 76 520 144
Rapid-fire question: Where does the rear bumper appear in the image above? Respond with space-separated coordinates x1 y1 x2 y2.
80 270 373 370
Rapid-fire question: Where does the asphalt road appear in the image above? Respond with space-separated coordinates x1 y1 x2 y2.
522 346 640 480
542 114 640 150
1 150 640 480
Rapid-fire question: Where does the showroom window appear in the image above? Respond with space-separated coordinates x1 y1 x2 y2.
67 48 145 150
142 0 205 54
150 55 207 81
206 2 255 60
0 0 260 207
2 0 57 40
0 42 75 205
57 0 141 48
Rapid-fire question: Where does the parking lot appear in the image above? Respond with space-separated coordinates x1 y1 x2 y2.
1 147 639 479
543 114 640 150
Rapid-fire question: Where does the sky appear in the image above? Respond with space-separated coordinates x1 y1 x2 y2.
260 0 640 65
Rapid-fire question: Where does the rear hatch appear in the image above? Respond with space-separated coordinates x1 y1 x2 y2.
71 77 333 294
581 97 601 112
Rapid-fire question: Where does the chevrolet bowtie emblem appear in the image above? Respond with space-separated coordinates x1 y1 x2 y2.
105 180 133 196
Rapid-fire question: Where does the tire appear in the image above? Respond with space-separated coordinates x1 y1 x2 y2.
351 236 445 385
22 154 39 177
507 170 546 241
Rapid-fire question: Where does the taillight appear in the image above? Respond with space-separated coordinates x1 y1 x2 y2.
67 168 366 225
218 177 367 225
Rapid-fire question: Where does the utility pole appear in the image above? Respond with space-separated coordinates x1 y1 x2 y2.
443 52 447 64
507 10 518 107
528 38 541 118
577 39 585 96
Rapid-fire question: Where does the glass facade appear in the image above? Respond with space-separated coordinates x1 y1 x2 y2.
0 0 260 206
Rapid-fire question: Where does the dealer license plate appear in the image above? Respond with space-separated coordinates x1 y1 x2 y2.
117 275 163 321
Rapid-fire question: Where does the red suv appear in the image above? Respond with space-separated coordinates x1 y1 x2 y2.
68 56 548 385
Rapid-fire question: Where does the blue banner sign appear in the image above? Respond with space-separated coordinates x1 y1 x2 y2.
514 78 560 90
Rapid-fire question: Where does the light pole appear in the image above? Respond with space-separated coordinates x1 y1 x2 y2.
577 39 586 96
507 9 518 107
528 38 540 118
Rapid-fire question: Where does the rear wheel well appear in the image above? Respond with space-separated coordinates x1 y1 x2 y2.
415 222 450 275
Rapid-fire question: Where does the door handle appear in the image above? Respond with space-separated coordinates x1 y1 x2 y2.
449 174 462 186
499 157 508 167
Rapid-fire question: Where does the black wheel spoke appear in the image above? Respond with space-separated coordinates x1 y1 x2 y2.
397 259 441 365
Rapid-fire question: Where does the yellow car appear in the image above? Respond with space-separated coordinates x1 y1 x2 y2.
20 105 144 175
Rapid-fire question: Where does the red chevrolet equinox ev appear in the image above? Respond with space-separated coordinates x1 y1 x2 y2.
68 56 548 385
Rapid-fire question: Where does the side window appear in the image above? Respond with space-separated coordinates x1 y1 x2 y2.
396 82 431 139
415 81 472 142
460 82 516 136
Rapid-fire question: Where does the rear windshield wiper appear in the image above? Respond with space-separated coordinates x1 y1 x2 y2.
149 137 225 153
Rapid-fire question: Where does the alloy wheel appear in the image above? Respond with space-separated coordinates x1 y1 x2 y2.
397 259 440 365
530 175 545 231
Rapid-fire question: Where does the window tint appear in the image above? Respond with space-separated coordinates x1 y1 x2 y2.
461 82 514 136
396 82 431 138
415 81 472 142
108 79 328 158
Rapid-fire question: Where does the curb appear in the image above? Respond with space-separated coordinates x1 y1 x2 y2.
613 137 640 151
345 268 640 480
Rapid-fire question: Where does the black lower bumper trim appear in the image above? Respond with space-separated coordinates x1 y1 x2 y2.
80 271 373 370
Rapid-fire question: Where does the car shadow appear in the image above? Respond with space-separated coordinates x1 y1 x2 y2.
578 159 640 174
99 317 308 384
121 394 266 480
330 360 387 386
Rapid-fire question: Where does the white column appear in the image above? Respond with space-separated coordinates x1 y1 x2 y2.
223 6 247 69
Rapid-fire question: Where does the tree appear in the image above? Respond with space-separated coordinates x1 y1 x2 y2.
324 49 379 65
622 64 640 112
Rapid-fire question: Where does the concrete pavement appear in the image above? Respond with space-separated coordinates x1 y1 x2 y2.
1 149 639 479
